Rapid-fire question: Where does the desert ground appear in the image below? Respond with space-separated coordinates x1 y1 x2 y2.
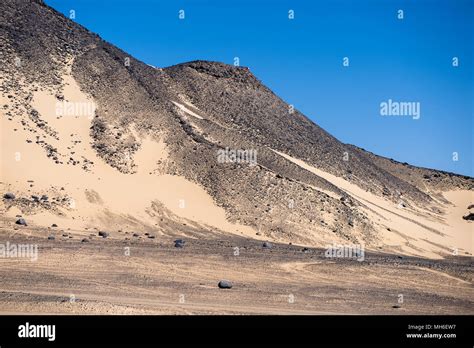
0 220 472 315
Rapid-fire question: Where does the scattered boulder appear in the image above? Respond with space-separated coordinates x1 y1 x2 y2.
302 247 309 253
462 213 474 221
51 223 58 227
392 304 402 309
468 204 474 210
174 239 185 248
3 193 15 200
41 195 48 201
148 234 156 239
47 235 55 240
132 233 140 237
81 238 90 243
218 280 233 289
98 231 109 238
15 218 27 226
262 241 273 249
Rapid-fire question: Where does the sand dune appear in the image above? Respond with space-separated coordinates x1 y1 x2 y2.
272 150 473 258
1 71 254 237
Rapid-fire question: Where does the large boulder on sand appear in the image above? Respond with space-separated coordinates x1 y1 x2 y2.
218 280 233 289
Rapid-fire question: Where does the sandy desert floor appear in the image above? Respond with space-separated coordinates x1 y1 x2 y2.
0 220 472 315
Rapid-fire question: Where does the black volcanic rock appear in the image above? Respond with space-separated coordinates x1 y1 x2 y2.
462 213 474 221
98 231 109 238
3 193 15 200
174 239 185 248
218 280 232 289
16 218 27 226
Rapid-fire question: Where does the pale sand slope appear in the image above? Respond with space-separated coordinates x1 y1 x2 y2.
172 101 205 120
272 150 473 259
0 66 254 237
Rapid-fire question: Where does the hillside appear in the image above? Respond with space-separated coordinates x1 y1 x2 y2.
1 0 473 259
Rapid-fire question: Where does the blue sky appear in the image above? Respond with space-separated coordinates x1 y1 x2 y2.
46 0 473 176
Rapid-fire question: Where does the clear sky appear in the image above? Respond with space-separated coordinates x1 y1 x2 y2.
46 0 473 176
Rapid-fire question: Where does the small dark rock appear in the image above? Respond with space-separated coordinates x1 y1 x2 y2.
15 218 27 226
392 304 402 309
462 213 474 221
98 231 109 238
262 241 272 249
47 235 55 240
3 193 15 200
174 239 185 248
132 233 140 237
51 223 58 227
148 234 155 239
218 280 233 289
81 238 89 243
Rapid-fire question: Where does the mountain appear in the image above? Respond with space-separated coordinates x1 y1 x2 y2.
1 0 473 259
